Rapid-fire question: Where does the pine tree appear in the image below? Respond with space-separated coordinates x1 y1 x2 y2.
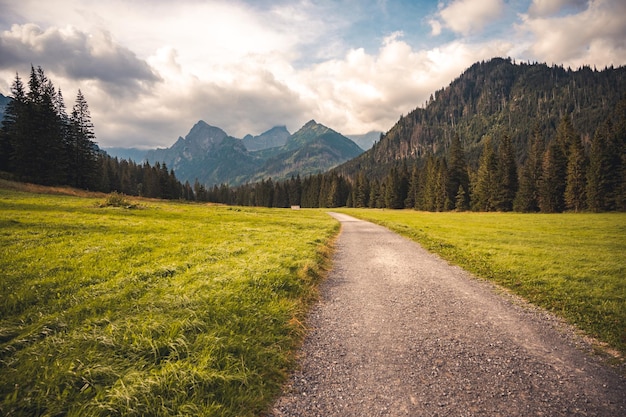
586 119 620 211
514 129 543 212
446 133 470 210
384 167 404 209
405 165 419 209
555 115 578 156
564 136 587 211
472 137 498 211
455 185 468 211
539 141 567 212
68 90 98 188
368 179 380 208
354 172 370 208
494 134 518 211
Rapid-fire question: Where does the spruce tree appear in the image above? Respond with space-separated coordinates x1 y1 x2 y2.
539 141 567 212
68 90 98 189
564 136 587 211
514 129 543 212
446 133 470 210
586 119 620 211
494 134 518 211
472 137 498 211
384 167 405 209
405 165 419 209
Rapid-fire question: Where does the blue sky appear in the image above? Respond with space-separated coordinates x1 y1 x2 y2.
1 0 625 148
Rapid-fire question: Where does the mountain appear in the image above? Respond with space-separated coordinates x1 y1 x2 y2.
0 93 10 126
248 120 364 182
146 120 363 187
103 147 148 162
336 57 626 179
242 126 290 151
346 131 381 150
145 121 262 186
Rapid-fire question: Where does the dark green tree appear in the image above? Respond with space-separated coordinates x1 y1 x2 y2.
564 135 587 211
472 137 498 211
586 119 621 211
539 141 567 212
405 165 419 209
67 90 98 188
494 134 518 211
354 172 370 208
514 129 544 212
446 133 470 210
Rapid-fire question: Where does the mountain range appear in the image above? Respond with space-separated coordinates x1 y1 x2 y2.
139 120 364 186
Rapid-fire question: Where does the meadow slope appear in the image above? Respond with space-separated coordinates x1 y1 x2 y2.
0 189 338 416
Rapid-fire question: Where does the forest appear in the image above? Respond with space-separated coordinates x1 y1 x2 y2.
0 66 188 200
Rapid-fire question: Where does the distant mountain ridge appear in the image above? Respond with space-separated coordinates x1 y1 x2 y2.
248 120 364 182
0 93 10 126
144 120 363 186
346 131 380 150
242 126 290 151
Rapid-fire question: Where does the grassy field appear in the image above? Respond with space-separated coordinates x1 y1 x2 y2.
0 188 338 416
337 209 626 358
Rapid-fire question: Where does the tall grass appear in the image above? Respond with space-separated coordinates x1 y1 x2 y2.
338 209 626 357
0 189 338 416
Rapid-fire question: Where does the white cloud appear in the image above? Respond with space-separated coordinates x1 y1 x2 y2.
437 0 505 35
518 0 626 68
429 19 442 36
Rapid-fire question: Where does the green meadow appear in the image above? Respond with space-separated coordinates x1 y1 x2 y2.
338 208 626 358
0 188 338 416
2 186 624 416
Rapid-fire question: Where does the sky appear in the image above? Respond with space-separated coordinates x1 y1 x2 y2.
1 0 625 148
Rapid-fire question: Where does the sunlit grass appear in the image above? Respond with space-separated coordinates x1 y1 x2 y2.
0 189 338 416
337 209 626 356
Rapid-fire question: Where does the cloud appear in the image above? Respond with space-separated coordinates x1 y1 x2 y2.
527 0 588 17
0 23 159 93
436 0 505 36
2 0 624 149
295 34 513 135
518 0 626 67
429 19 443 36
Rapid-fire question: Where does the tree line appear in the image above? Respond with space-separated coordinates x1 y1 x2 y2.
0 66 187 200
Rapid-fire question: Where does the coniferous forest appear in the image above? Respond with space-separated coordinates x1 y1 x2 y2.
0 66 189 200
1 59 625 211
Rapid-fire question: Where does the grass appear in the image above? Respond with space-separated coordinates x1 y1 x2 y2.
0 187 338 416
336 209 626 358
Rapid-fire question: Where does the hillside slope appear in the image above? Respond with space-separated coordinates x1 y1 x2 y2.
336 57 626 179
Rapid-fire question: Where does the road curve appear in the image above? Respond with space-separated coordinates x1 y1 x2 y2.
270 212 625 416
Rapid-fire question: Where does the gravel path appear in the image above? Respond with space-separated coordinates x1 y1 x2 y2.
270 212 625 417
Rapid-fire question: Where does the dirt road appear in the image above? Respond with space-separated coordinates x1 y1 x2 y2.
271 212 625 416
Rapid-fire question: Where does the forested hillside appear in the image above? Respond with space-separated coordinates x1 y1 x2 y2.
338 58 626 176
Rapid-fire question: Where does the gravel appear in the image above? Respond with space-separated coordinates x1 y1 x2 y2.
269 212 625 417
